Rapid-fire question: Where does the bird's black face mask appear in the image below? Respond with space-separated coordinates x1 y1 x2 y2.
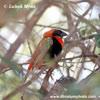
53 30 67 38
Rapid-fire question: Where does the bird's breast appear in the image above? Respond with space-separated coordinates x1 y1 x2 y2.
48 37 62 58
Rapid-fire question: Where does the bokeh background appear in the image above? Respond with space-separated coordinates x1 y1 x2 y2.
0 0 100 100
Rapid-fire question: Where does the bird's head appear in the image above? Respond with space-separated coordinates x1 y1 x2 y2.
43 29 67 38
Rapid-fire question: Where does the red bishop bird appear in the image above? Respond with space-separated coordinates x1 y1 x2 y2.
28 29 67 71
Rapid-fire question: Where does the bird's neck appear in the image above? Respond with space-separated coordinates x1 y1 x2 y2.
53 36 63 47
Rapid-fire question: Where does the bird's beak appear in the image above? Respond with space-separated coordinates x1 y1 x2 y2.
61 32 67 37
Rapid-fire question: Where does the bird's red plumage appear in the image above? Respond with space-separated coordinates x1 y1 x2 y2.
43 29 63 47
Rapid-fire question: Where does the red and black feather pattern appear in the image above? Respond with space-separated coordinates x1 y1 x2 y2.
28 29 66 70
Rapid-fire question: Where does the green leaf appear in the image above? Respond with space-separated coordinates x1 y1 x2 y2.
81 29 86 35
95 33 100 48
0 55 21 76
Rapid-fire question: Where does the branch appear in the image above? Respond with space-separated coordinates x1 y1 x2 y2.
13 20 69 31
0 0 52 74
4 0 51 59
2 69 44 100
61 54 97 61
66 2 94 40
54 41 100 68
43 77 75 100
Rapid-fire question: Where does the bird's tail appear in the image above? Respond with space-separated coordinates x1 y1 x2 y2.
28 61 41 70
28 61 33 70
